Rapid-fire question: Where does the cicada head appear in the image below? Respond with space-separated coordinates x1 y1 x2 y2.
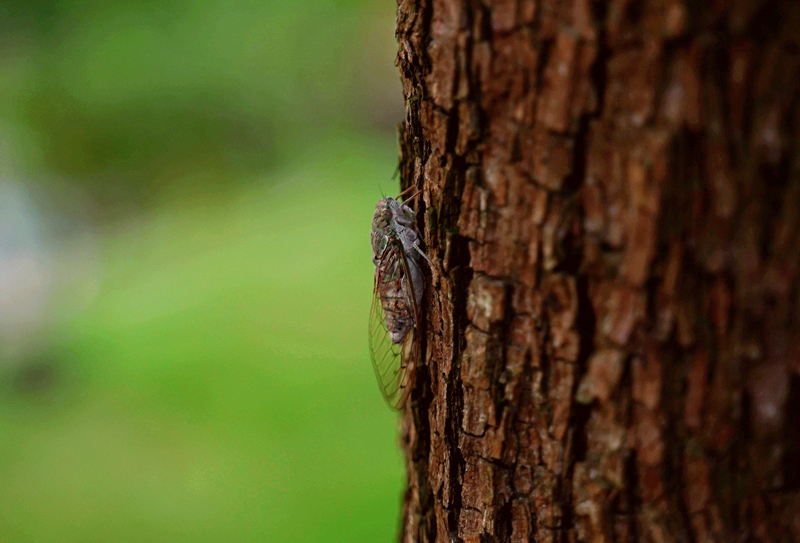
371 198 395 261
372 198 394 234
373 195 417 233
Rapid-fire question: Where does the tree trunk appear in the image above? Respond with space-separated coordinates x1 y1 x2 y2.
394 0 800 542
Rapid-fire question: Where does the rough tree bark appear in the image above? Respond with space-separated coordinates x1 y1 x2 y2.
394 0 800 542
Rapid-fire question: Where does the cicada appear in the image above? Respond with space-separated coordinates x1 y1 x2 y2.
369 187 432 409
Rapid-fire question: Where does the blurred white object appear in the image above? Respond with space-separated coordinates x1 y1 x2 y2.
0 179 100 367
0 181 54 359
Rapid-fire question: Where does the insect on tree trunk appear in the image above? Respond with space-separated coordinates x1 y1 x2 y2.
394 0 800 542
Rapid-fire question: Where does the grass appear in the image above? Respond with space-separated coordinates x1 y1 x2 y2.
0 133 406 543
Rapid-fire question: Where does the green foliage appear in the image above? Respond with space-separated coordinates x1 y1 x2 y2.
0 135 404 542
0 0 406 540
0 0 401 200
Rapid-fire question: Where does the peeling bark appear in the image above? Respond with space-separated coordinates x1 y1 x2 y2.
395 0 800 542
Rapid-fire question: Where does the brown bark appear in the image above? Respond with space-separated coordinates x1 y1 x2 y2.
394 0 800 542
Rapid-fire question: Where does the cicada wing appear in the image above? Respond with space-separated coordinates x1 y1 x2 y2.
368 246 420 410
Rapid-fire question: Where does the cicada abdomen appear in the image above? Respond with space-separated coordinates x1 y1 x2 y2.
368 191 429 409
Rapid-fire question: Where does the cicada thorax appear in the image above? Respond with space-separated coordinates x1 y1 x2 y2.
368 193 427 409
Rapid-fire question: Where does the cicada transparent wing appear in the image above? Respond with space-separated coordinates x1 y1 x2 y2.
368 241 420 410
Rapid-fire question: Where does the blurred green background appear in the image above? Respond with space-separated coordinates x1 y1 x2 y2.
0 1 406 542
